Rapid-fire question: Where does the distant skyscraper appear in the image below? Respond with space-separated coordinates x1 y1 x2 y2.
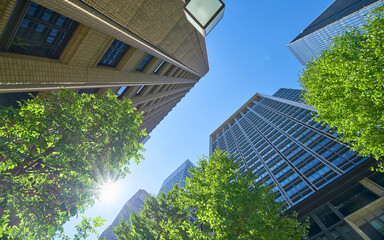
210 88 384 239
159 160 195 195
99 189 151 240
287 0 383 65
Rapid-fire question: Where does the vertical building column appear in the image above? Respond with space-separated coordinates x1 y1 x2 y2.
215 132 223 152
227 122 247 169
247 105 344 175
309 213 335 240
234 117 293 206
344 219 370 240
258 102 346 145
325 202 362 240
221 128 230 154
209 136 213 156
240 112 317 193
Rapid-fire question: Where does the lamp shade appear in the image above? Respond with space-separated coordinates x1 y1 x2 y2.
184 0 225 37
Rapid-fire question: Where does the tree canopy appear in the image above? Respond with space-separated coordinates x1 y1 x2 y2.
0 89 146 239
299 6 384 170
113 186 191 240
114 150 308 240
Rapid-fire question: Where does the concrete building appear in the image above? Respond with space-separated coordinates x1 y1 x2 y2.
287 0 383 65
210 88 384 239
158 159 195 195
0 0 210 135
99 189 151 240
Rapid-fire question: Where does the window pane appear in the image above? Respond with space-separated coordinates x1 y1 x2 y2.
136 54 153 72
154 60 165 74
98 39 130 67
78 88 99 94
8 2 78 59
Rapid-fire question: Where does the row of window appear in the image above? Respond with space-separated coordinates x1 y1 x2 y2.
211 93 369 206
288 1 384 65
272 88 303 103
3 1 193 78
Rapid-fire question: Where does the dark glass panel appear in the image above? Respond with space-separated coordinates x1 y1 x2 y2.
0 92 37 108
331 184 379 216
369 173 384 188
98 39 130 67
360 222 384 240
136 54 153 72
78 88 99 94
313 205 341 228
307 216 322 237
117 87 129 99
8 2 78 58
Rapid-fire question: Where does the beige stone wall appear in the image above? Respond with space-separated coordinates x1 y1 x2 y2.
78 0 208 76
0 0 16 36
0 0 208 135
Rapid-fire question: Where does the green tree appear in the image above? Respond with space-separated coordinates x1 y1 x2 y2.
114 150 307 240
113 186 192 240
60 216 106 240
0 89 146 239
182 150 307 239
299 6 384 170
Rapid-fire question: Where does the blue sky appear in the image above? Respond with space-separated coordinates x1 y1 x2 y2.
62 0 334 238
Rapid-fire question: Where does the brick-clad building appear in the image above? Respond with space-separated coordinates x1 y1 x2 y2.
0 0 209 135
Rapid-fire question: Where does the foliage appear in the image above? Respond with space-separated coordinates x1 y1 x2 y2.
114 150 307 239
299 6 384 170
182 150 308 239
113 186 192 240
0 89 146 239
60 216 106 240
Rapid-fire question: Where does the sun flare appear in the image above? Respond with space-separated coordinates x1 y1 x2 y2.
99 181 120 202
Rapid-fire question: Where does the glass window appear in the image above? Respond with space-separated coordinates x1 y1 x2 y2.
98 39 130 67
369 173 384 188
116 86 127 97
136 54 153 72
136 85 145 96
332 184 379 216
0 92 37 108
314 205 341 228
78 88 99 94
370 218 384 234
8 2 78 59
154 60 165 74
306 216 322 237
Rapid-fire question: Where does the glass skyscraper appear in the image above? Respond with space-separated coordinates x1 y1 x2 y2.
287 0 383 65
158 159 195 195
210 88 370 206
210 88 384 239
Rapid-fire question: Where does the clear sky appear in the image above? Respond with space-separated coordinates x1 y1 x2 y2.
62 0 334 238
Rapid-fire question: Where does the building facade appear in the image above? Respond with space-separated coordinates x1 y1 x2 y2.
210 88 384 239
287 0 383 65
0 0 210 135
99 189 151 240
158 159 195 195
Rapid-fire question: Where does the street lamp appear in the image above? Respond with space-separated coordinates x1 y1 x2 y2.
184 0 225 37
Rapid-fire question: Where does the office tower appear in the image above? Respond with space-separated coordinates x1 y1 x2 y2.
158 159 195 195
287 0 383 65
210 88 384 239
99 189 151 240
0 0 210 135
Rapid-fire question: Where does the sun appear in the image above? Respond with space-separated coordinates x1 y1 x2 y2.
99 181 120 202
